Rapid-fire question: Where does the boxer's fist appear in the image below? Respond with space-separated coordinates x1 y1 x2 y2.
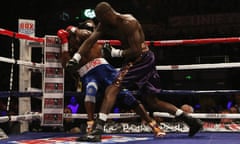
66 58 79 72
102 42 123 58
66 53 81 72
57 29 69 44
101 42 112 60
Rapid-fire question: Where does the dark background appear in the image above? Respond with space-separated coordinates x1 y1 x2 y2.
1 0 240 91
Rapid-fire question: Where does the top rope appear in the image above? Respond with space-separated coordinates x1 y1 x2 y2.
0 28 44 42
97 37 240 46
1 27 240 46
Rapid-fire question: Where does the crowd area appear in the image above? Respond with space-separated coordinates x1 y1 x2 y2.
1 92 240 134
61 93 240 133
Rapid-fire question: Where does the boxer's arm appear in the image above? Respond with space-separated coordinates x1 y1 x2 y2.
60 52 71 68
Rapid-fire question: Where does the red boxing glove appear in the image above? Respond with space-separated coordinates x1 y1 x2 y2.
57 29 69 52
57 29 69 44
66 25 77 33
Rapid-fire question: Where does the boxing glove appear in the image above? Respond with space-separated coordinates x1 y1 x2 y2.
66 53 81 72
57 29 69 43
102 42 123 58
101 42 112 59
57 29 69 52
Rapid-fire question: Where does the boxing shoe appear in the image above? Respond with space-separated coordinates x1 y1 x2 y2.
75 129 102 142
148 120 166 137
176 113 203 137
76 118 104 142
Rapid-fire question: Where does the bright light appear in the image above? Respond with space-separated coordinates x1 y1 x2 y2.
185 75 192 80
83 9 96 19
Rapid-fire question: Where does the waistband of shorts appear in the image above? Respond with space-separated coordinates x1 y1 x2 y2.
142 46 149 53
132 43 149 63
141 42 149 53
78 58 108 77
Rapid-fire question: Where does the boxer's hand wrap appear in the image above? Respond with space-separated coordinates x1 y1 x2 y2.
111 47 123 57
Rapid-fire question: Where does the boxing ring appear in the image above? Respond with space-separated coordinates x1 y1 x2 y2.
1 25 240 143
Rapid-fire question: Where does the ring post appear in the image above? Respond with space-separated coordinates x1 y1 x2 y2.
18 19 35 133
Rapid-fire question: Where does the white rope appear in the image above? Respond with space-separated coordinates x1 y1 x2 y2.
153 112 240 119
1 112 240 123
68 112 240 119
0 112 41 123
116 62 240 71
0 56 44 68
156 62 240 70
69 113 140 119
1 56 240 71
0 113 139 123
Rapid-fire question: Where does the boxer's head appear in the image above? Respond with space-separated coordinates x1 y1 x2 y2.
78 19 96 32
95 2 114 24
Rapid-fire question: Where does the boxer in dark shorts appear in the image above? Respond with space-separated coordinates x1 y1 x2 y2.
67 2 203 142
117 49 160 93
57 20 165 136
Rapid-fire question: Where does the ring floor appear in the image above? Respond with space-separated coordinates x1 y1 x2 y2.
1 132 240 144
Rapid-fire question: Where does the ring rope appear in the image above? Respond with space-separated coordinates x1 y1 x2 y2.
0 89 239 99
1 29 240 72
2 55 240 70
0 28 44 42
160 89 240 95
97 37 240 46
0 56 44 68
156 62 240 70
0 91 84 98
1 112 240 123
1 27 240 46
153 112 240 119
